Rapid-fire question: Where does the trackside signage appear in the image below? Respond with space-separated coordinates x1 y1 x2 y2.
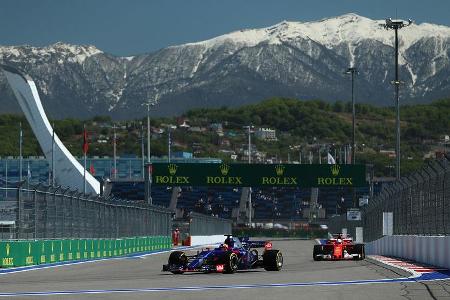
151 163 367 187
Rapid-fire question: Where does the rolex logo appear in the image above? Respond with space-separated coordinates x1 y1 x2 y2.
275 165 285 176
331 165 340 176
168 164 178 175
220 163 230 176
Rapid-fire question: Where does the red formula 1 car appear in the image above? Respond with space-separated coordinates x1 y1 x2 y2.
313 234 365 261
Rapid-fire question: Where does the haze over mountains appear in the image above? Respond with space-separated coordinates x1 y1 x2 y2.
1 13 449 119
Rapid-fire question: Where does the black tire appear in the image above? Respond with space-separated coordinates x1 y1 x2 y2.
313 245 323 261
360 244 365 260
353 244 365 260
263 250 283 271
223 252 239 274
168 251 187 274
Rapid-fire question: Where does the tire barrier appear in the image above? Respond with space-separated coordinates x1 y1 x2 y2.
0 236 171 268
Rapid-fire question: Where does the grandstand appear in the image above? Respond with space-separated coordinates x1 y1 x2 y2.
1 157 385 221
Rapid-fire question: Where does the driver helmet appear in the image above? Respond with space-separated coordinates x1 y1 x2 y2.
337 238 342 244
221 243 229 250
224 237 234 248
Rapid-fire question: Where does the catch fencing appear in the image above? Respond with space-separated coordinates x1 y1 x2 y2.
0 181 172 240
328 157 450 242
189 212 232 236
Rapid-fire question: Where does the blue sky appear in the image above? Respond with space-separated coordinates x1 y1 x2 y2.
0 0 448 56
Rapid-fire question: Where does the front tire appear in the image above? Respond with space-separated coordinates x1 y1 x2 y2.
263 250 283 271
223 252 239 274
168 251 187 274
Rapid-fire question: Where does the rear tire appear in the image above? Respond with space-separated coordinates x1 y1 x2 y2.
263 250 283 271
353 244 365 260
168 251 187 274
313 245 323 261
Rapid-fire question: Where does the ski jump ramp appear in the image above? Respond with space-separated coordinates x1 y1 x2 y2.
1 65 100 194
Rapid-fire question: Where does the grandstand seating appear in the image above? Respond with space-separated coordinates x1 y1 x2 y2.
1 158 385 220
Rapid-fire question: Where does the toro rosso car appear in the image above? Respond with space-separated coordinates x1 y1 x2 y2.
162 235 283 274
313 234 365 261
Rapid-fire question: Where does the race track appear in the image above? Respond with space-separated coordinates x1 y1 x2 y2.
0 239 449 300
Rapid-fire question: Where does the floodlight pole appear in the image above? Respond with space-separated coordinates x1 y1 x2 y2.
168 127 172 163
145 102 154 164
345 67 358 209
345 67 357 165
382 18 412 180
248 126 252 164
243 125 253 227
141 125 145 179
394 28 400 180
143 99 156 205
113 124 117 179
19 122 23 183
51 124 55 187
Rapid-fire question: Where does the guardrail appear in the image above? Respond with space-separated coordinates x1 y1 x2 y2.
0 236 171 268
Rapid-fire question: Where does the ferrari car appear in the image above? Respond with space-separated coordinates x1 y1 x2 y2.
313 234 365 261
162 235 283 274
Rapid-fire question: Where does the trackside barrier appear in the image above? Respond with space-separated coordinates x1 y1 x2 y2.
0 236 171 268
365 235 450 269
181 212 232 246
190 235 225 246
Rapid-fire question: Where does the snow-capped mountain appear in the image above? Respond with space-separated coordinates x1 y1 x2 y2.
1 14 449 119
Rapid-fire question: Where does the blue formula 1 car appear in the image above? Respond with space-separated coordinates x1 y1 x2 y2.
162 235 283 274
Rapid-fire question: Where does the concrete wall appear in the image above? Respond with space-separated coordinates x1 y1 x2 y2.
190 235 225 246
366 235 450 269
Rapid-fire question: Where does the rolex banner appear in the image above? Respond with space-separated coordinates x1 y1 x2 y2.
151 163 367 187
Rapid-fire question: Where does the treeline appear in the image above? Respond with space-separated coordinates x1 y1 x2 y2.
185 97 449 143
0 98 448 176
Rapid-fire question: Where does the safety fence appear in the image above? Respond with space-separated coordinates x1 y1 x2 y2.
0 181 172 239
189 212 232 236
0 236 171 268
328 157 450 242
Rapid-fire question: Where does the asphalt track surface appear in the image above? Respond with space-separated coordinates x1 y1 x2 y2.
0 239 449 300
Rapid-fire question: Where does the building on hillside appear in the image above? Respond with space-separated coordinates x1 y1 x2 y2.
379 150 396 158
188 126 206 133
255 128 277 141
209 123 224 136
177 118 190 129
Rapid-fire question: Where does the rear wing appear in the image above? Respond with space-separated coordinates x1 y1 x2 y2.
238 237 272 249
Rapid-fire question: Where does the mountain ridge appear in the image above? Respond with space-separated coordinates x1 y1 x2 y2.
1 13 450 119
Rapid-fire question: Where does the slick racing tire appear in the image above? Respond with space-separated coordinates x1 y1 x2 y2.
313 245 323 261
223 252 239 274
168 251 187 274
263 250 283 271
353 244 365 260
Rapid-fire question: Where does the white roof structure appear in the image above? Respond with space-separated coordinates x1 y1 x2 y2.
1 65 100 194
